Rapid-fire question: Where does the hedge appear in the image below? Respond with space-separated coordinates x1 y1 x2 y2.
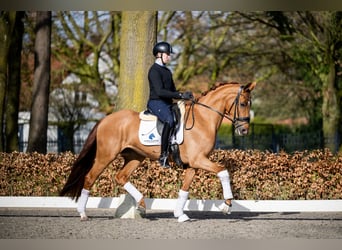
0 149 341 200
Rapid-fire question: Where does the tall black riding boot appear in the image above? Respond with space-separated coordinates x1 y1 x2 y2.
170 143 183 167
159 123 172 168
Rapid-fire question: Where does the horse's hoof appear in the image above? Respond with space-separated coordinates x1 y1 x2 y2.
80 213 89 221
136 206 146 218
219 202 232 215
177 214 190 222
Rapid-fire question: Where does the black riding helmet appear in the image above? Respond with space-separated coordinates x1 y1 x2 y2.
153 42 173 56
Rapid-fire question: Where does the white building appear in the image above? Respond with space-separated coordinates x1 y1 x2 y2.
19 52 117 153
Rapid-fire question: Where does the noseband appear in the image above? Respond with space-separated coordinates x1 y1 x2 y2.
185 86 251 130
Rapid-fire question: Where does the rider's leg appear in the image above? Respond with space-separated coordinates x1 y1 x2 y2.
159 122 172 168
169 124 183 167
147 100 174 168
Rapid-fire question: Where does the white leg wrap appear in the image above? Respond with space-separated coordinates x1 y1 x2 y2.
217 170 233 200
77 188 89 214
174 189 189 218
124 182 143 203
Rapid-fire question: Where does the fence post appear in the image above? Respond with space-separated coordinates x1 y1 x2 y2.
271 125 278 153
232 125 236 149
333 131 341 154
251 123 255 150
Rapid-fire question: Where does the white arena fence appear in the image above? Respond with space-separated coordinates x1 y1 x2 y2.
0 196 341 212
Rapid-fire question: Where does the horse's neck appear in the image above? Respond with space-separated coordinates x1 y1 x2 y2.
197 85 239 129
194 91 228 130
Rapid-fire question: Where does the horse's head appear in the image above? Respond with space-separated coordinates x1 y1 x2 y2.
227 82 256 136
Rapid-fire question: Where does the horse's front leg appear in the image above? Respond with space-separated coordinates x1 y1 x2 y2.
217 169 233 214
174 168 197 222
191 157 233 215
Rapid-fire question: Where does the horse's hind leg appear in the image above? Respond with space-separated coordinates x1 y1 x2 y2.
174 168 197 222
77 156 115 220
114 151 146 213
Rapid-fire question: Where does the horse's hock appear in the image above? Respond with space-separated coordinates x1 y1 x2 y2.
114 194 145 219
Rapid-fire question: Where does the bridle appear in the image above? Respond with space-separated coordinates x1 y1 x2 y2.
184 86 251 130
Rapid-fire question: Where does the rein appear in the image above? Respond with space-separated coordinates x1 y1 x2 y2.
184 86 250 130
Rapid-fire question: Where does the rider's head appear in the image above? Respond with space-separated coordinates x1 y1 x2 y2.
153 42 173 65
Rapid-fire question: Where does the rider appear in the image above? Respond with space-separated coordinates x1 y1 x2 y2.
147 41 193 168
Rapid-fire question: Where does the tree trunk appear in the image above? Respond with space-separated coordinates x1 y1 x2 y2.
321 12 342 153
322 60 340 153
6 11 25 152
0 12 16 152
27 11 51 153
118 11 157 111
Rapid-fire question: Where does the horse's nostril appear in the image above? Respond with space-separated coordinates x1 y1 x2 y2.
235 127 248 136
241 128 248 135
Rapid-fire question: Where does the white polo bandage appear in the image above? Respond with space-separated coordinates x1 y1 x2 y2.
124 182 143 203
77 188 89 214
217 170 233 200
174 189 189 218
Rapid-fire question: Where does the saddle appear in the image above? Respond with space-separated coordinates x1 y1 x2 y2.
138 101 185 166
140 103 183 133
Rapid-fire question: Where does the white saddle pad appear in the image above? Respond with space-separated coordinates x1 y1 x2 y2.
138 120 184 146
138 101 185 146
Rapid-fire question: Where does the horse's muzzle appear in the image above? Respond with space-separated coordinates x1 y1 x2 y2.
235 127 248 136
234 121 249 135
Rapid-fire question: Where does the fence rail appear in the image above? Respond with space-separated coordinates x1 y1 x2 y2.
216 124 340 153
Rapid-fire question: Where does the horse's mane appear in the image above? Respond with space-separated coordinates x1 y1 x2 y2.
199 82 241 99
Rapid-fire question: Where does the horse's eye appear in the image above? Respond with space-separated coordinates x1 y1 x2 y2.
241 100 251 107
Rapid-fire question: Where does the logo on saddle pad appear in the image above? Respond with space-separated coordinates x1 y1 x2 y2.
138 101 185 146
148 133 156 140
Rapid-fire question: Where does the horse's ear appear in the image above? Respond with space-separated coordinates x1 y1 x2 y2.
244 81 257 92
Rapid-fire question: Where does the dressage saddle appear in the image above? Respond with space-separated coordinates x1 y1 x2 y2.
143 103 184 167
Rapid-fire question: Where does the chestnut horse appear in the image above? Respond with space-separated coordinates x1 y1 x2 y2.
60 81 256 222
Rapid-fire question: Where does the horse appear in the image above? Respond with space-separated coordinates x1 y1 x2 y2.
60 81 256 222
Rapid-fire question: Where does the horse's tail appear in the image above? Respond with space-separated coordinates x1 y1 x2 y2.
59 119 102 201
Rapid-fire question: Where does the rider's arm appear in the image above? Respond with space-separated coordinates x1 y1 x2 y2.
148 65 182 100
